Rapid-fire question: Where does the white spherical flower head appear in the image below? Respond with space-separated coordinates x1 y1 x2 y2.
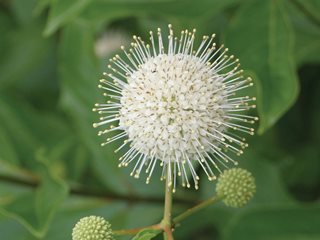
121 54 226 162
93 25 257 192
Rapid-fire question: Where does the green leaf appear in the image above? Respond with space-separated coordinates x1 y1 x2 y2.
0 215 36 240
0 125 19 165
0 95 74 170
44 0 92 36
58 20 131 193
132 228 162 240
287 0 320 65
239 150 294 205
0 161 68 238
34 0 52 16
0 9 15 41
294 0 320 23
0 191 127 239
225 0 299 133
282 144 320 201
0 22 55 90
80 0 239 25
45 0 239 35
224 204 320 240
0 96 74 238
10 0 37 25
0 96 40 167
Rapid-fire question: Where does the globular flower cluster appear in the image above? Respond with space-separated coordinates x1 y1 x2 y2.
216 168 256 207
93 25 257 192
72 216 114 240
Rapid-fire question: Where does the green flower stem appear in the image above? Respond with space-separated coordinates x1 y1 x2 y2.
113 224 161 236
161 170 174 240
114 169 176 239
173 195 223 226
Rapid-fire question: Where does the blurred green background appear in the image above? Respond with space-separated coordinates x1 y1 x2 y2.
0 0 320 239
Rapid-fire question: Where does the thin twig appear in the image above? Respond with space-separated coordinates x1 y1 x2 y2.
173 195 223 226
113 223 161 236
0 174 197 205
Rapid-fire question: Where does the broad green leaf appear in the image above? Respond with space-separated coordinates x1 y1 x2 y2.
0 96 40 167
0 188 127 239
287 0 320 65
10 0 37 25
0 125 19 165
0 184 37 240
80 0 239 25
0 22 55 90
45 197 126 240
0 215 36 240
225 0 299 133
0 15 58 109
34 0 52 16
312 78 320 142
275 72 320 200
239 150 294 205
0 2 58 108
45 0 239 35
124 204 163 230
281 144 320 201
0 93 88 187
0 161 68 238
294 0 320 23
44 0 92 36
0 95 75 170
58 21 131 193
173 203 233 240
0 10 15 47
224 204 320 240
132 228 161 240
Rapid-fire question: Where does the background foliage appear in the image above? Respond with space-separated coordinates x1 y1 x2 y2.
0 0 319 239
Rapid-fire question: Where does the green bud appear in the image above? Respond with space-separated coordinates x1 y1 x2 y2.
72 215 114 240
216 168 256 208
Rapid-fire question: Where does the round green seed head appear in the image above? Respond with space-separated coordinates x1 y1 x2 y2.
72 216 114 240
216 168 256 208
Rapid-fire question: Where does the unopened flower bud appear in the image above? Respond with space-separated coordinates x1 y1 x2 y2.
216 168 256 208
72 216 114 240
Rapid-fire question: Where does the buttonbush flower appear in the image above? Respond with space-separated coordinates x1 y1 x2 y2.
216 168 256 207
72 216 114 240
93 25 257 192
